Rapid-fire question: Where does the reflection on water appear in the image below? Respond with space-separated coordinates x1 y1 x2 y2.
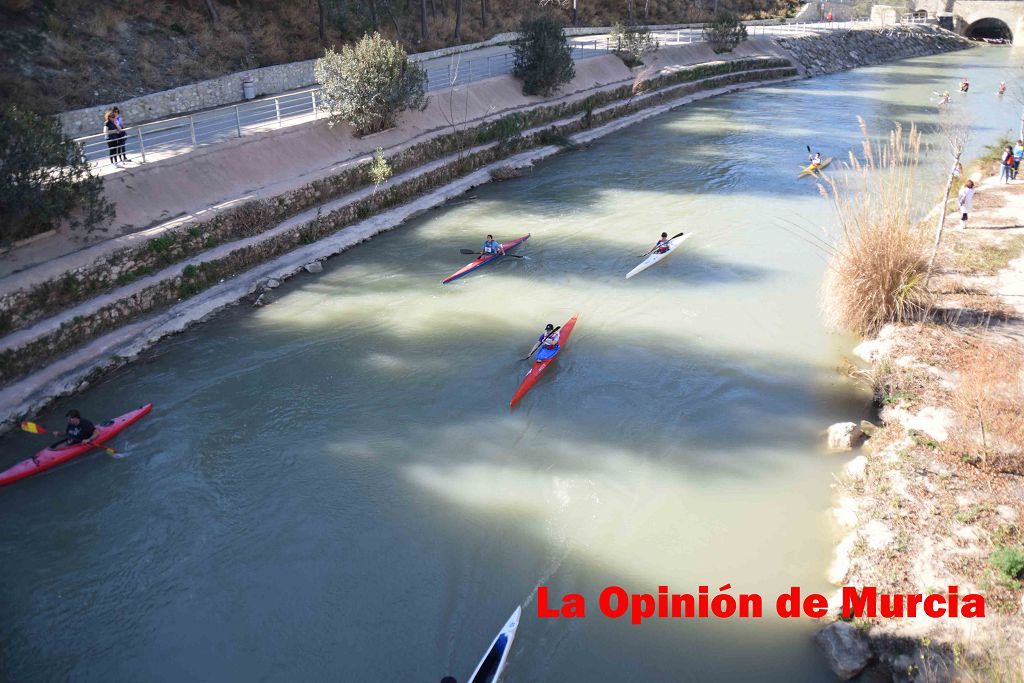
0 47 1019 682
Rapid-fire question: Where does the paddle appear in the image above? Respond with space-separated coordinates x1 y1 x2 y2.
20 421 119 455
459 249 524 258
523 325 561 361
638 232 685 257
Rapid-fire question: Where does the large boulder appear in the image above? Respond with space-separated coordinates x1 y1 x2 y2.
828 422 864 451
815 621 872 680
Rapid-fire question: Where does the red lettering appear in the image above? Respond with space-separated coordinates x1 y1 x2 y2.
947 586 959 617
924 594 945 618
962 593 985 617
803 593 827 618
776 587 801 618
632 593 655 625
600 586 628 619
880 594 903 618
904 594 922 616
563 593 586 618
842 586 876 618
537 587 559 618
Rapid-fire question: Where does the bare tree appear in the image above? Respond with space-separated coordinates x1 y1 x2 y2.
420 0 428 39
480 0 487 29
452 0 463 42
439 54 472 161
203 0 220 24
924 112 971 288
1009 78 1024 140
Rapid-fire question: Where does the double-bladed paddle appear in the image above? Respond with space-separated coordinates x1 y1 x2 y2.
638 232 685 257
459 249 524 258
523 325 561 361
20 421 119 455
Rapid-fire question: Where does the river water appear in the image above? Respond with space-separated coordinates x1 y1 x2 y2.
1 46 1019 682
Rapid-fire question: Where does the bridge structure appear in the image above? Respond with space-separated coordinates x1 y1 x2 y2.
912 0 1024 43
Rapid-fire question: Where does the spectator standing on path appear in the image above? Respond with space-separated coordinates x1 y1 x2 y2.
827 10 833 22
112 106 128 163
1013 139 1023 180
1000 145 1015 184
103 111 120 166
957 179 975 231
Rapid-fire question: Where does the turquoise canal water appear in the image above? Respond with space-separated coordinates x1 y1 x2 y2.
1 46 1019 682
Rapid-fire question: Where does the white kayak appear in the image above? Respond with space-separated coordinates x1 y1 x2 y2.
625 233 692 279
467 606 522 683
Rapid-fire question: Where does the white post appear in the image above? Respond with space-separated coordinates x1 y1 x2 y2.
274 98 281 127
188 116 197 148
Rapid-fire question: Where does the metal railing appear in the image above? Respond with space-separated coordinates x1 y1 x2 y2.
74 21 862 167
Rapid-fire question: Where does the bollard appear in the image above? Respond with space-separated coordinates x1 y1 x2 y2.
189 115 197 148
275 99 281 127
235 105 242 137
136 127 147 162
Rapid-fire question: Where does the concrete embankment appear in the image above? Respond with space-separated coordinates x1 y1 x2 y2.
0 26 973 431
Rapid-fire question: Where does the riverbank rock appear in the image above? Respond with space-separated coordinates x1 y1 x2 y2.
859 420 878 437
265 278 281 289
490 165 524 181
304 261 323 274
815 621 872 680
828 422 864 451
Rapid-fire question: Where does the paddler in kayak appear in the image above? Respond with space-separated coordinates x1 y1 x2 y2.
652 232 672 254
529 324 561 362
808 151 822 170
482 234 505 257
53 409 96 445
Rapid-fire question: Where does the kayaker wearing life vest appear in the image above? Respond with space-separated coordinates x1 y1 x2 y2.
532 324 561 362
960 77 969 93
999 81 1007 96
653 232 672 254
482 235 504 257
54 409 96 445
809 151 822 168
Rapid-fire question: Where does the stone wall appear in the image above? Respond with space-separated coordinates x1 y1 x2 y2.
56 23 699 138
775 25 972 76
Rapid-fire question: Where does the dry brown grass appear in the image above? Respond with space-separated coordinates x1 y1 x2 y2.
821 120 932 336
947 338 1024 467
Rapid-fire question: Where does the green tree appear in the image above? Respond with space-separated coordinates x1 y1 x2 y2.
369 146 392 196
610 20 660 67
703 11 748 53
512 15 575 97
315 33 428 136
0 105 113 246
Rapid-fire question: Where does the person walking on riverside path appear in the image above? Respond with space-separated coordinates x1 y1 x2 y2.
957 179 975 230
1000 146 1015 184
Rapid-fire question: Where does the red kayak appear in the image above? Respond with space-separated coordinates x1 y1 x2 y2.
0 404 153 486
442 234 530 284
510 314 579 408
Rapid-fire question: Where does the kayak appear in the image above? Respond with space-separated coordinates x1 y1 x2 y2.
626 233 692 280
0 404 153 486
442 234 530 284
467 606 522 683
798 157 833 177
510 314 579 408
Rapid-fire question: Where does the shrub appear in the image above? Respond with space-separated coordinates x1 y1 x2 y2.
512 15 575 96
821 120 931 336
703 12 748 53
369 147 392 191
990 545 1024 582
611 21 659 67
0 104 114 246
315 33 427 136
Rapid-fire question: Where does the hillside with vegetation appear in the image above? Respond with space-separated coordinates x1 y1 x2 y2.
0 0 796 115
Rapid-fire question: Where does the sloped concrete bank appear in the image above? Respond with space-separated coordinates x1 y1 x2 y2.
0 27 975 431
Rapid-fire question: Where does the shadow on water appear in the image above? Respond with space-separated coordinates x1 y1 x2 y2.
4 46 1021 683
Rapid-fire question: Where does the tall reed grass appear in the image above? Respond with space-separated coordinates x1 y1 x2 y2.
820 119 932 337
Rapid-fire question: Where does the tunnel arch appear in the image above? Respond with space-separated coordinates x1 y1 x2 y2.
963 17 1013 41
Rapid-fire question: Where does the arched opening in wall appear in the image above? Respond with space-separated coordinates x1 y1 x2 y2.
964 17 1013 43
